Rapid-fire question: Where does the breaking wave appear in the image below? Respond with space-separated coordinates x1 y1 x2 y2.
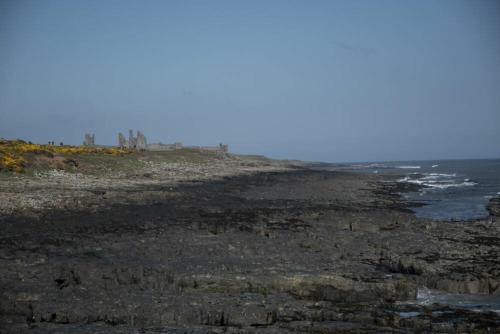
414 288 500 313
396 165 421 169
398 172 477 189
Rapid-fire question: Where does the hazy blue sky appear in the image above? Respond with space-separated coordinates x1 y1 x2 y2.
1 0 499 162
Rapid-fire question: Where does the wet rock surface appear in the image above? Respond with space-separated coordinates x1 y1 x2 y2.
488 197 500 220
1 169 499 333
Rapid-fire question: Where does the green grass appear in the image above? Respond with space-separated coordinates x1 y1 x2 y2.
69 149 225 175
0 138 233 177
25 148 228 176
70 153 145 175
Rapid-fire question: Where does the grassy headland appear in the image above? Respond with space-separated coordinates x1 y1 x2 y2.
0 139 236 176
0 139 291 215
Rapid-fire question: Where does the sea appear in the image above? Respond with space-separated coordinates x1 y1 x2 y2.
348 158 500 221
340 159 500 313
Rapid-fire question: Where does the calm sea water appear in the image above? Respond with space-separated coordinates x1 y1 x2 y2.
349 159 500 221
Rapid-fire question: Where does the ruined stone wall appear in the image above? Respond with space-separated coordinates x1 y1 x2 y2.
115 130 227 153
147 142 183 151
184 144 229 153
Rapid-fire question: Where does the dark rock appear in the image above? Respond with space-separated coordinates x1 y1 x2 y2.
0 170 498 333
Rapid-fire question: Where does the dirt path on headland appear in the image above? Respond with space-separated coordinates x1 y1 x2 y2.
1 165 499 333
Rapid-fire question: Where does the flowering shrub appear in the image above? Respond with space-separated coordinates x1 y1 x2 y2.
0 152 26 173
0 139 130 172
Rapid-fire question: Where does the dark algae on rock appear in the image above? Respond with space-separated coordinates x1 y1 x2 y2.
1 169 499 333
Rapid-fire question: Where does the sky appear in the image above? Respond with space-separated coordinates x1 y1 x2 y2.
1 0 499 162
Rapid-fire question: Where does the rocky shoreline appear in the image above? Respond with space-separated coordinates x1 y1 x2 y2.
1 162 499 333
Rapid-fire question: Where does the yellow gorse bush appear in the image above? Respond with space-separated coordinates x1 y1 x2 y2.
0 139 130 172
0 152 26 173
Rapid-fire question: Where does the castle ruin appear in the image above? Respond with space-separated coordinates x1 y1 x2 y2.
83 133 95 146
84 130 228 153
118 130 147 150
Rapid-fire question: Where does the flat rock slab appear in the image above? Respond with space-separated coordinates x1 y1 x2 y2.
1 169 499 333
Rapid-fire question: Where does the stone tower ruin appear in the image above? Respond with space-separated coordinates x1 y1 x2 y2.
128 129 137 149
136 131 147 150
118 133 127 148
117 130 147 150
83 133 95 146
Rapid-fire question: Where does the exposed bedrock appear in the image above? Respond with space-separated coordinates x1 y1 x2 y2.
488 197 500 220
1 170 499 333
